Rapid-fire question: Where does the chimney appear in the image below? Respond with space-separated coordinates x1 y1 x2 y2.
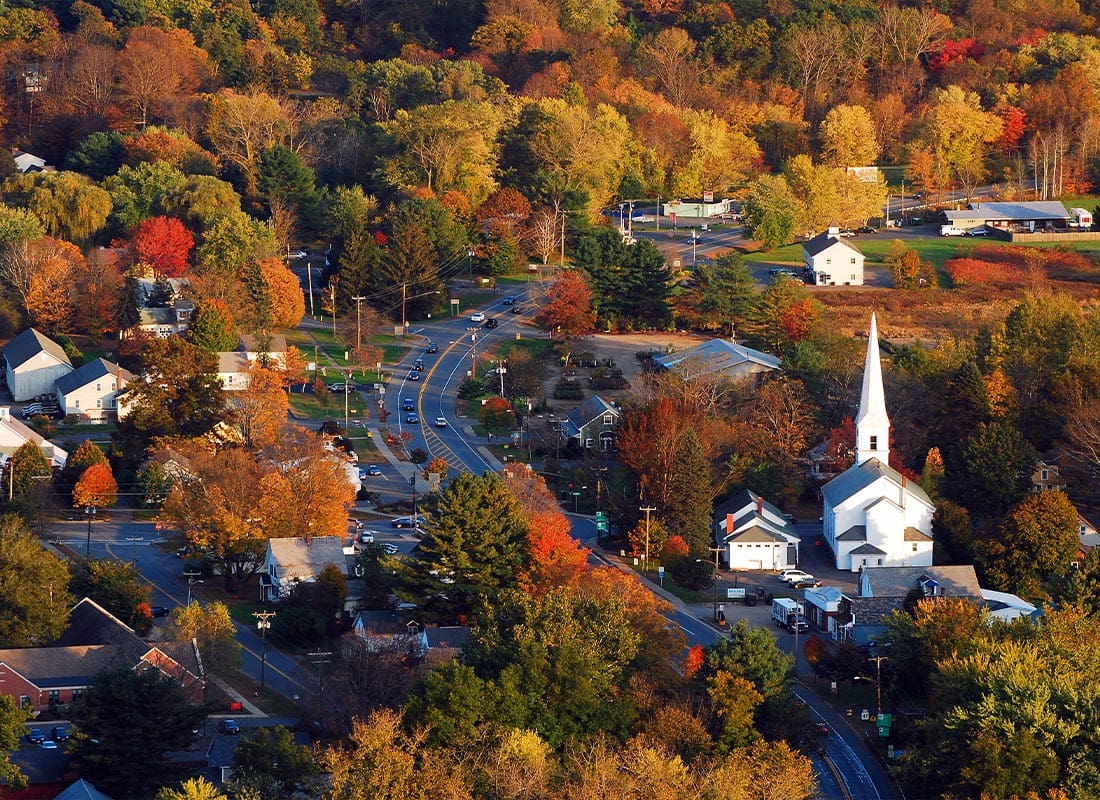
757 496 763 514
901 475 907 508
726 513 734 534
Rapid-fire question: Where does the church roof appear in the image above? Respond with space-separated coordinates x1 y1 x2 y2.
820 458 933 509
855 313 890 445
903 527 933 541
849 543 886 555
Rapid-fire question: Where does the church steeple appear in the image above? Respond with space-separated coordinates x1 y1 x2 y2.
855 312 890 465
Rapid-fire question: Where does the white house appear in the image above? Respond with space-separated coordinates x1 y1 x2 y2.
802 229 865 286
53 358 135 422
216 352 252 391
3 329 73 402
259 536 349 602
821 314 934 572
0 407 67 468
654 338 781 383
11 150 47 173
715 490 800 570
238 333 288 366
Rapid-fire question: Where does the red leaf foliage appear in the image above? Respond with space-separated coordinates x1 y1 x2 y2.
946 258 1031 287
684 644 704 678
133 216 194 277
662 535 689 562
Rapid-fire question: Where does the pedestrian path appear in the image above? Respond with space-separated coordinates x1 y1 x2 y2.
206 675 265 718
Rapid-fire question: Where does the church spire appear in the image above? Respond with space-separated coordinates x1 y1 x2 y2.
855 312 890 465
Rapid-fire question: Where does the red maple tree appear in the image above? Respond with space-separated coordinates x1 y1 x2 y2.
133 216 194 277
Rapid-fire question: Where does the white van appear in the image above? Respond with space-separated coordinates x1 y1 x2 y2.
940 225 965 237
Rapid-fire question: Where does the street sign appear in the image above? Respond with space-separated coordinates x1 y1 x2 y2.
703 190 714 202
657 566 664 576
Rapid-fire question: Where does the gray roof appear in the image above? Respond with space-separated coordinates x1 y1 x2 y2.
653 338 781 376
355 610 417 636
54 779 113 800
860 565 982 598
821 458 933 509
137 307 179 325
54 598 140 648
803 231 862 259
425 626 470 649
239 333 287 353
3 328 71 371
562 396 619 438
836 525 867 541
268 536 347 582
55 358 135 395
849 543 886 555
0 644 129 687
717 489 785 522
944 201 1068 223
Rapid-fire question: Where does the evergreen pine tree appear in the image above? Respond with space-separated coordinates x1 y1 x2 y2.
665 429 713 556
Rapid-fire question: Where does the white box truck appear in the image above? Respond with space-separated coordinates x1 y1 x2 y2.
772 597 808 633
1070 208 1093 229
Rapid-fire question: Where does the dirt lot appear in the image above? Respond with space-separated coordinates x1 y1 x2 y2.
578 332 709 382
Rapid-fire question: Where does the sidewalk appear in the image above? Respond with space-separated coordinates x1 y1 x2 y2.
206 675 265 718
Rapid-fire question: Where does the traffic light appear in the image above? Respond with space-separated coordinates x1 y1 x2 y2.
568 483 574 491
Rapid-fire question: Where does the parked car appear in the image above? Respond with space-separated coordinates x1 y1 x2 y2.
218 720 241 735
470 312 486 323
26 728 46 744
779 569 815 585
790 577 822 589
391 515 426 528
50 726 69 742
434 417 448 428
965 227 988 236
358 530 375 544
150 606 170 618
426 342 438 353
483 317 499 329
857 226 878 234
405 412 419 424
288 249 308 259
502 295 516 305
38 740 58 750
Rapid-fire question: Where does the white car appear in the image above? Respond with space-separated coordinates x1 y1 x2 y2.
288 250 307 259
470 312 486 323
434 417 448 428
780 570 815 585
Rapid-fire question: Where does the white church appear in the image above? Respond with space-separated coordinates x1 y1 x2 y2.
820 314 935 572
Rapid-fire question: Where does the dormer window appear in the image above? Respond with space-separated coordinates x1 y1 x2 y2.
919 577 940 597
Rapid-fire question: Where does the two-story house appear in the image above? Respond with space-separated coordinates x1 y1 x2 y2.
54 358 135 422
3 329 73 402
559 396 620 452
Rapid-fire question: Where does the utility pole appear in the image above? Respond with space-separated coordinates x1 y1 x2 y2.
710 545 723 623
401 282 407 330
869 654 889 717
329 283 337 336
344 374 350 431
253 610 276 691
497 359 506 397
352 295 366 349
640 505 656 576
306 260 315 317
84 506 96 558
560 210 566 266
469 330 478 373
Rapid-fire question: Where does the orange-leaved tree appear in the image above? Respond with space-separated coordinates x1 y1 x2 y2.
73 463 119 509
501 466 589 591
534 270 595 342
423 456 449 484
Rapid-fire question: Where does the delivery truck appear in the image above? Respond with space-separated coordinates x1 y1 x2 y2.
772 597 808 633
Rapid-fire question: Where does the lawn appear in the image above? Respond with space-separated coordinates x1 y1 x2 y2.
288 389 377 424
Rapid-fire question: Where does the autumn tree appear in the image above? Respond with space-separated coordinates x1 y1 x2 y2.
204 89 295 196
258 257 305 328
2 171 112 243
618 396 706 515
226 364 289 449
820 104 880 167
502 466 588 591
982 490 1079 594
155 778 226 800
24 238 80 333
0 514 73 646
741 174 802 248
534 269 595 341
167 601 241 675
132 216 193 278
73 463 119 510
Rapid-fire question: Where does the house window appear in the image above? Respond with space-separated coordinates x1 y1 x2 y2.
1041 469 1049 480
912 544 918 552
851 274 857 281
47 690 59 705
851 258 856 264
74 399 80 409
18 696 29 709
95 382 101 392
869 435 878 450
602 413 614 425
877 558 884 566
96 398 102 408
826 258 832 264
112 381 117 391
71 689 82 701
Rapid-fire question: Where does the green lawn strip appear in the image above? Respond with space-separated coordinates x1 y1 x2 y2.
282 329 315 346
56 422 116 436
495 337 553 360
288 391 375 422
216 672 301 717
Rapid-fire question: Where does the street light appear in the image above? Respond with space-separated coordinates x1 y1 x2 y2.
253 610 276 691
401 283 442 331
84 506 96 558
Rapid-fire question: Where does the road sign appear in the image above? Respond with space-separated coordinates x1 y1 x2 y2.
703 190 714 202
658 566 664 576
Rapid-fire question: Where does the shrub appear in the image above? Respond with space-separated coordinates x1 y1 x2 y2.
480 396 515 429
457 377 487 400
553 379 584 400
590 367 628 390
669 557 713 590
945 257 1029 287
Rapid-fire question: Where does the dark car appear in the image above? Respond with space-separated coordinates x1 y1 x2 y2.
150 606 171 619
483 318 499 329
426 342 438 354
510 304 522 313
26 728 46 744
412 359 425 371
502 295 516 305
51 726 69 742
402 397 415 411
219 719 241 735
791 577 822 589
364 464 382 476
405 412 419 424
391 515 426 528
857 225 878 234
407 371 420 381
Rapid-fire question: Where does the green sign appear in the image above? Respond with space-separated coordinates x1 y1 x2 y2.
877 713 892 737
595 512 608 532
